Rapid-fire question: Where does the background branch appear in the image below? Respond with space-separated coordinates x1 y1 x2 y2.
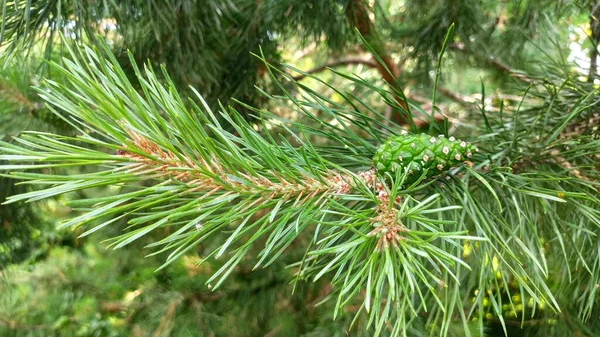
450 43 532 82
589 2 600 81
346 0 409 125
291 57 377 81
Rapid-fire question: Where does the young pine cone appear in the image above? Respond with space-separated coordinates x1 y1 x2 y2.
372 133 478 185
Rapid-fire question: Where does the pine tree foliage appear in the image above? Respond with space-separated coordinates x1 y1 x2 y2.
0 57 73 266
383 0 581 80
1 28 599 335
0 0 360 108
3 0 573 109
2 1 600 336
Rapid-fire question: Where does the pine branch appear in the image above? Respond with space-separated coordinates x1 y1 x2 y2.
117 127 351 199
0 43 475 334
0 43 381 289
2 40 600 336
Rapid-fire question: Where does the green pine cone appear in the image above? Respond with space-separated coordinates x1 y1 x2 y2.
372 133 478 184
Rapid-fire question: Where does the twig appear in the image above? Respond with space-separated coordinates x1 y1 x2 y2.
487 316 548 327
437 87 473 107
264 325 281 337
0 317 55 331
450 43 532 83
346 0 412 126
588 2 600 82
561 311 584 337
290 56 446 128
546 111 600 189
153 300 180 337
0 81 36 113
291 57 378 81
548 150 598 188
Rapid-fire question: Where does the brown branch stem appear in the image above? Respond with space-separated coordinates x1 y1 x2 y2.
437 87 473 107
450 43 532 83
346 0 411 126
589 2 600 82
0 81 36 113
117 129 353 203
291 57 377 81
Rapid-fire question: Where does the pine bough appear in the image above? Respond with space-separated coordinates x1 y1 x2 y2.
1 44 599 336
